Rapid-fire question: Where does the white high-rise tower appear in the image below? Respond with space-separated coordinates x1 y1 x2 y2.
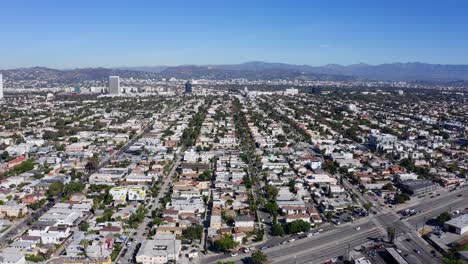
0 74 3 100
109 76 121 95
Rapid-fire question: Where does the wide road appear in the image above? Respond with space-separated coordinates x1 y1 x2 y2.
204 186 468 264
205 219 382 264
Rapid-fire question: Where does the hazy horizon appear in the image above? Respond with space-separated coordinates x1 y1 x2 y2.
1 0 467 69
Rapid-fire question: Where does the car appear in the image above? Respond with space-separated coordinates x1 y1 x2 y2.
355 227 361 231
396 249 402 253
318 229 323 232
414 249 421 254
288 238 295 243
457 194 463 197
230 252 238 257
297 232 304 235
260 246 269 250
307 233 313 237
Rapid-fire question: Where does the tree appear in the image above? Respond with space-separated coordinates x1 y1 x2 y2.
264 201 279 217
198 170 211 181
265 185 278 200
436 212 452 225
56 144 65 151
85 154 100 171
213 236 238 252
286 220 311 234
271 223 285 236
364 203 373 211
394 193 410 204
249 250 268 264
79 221 90 231
387 227 396 244
182 225 203 240
47 182 64 197
64 182 86 196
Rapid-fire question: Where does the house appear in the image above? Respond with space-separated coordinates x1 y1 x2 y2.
109 187 127 201
128 187 146 201
285 214 311 223
0 204 28 218
0 250 26 264
234 215 255 230
21 193 46 204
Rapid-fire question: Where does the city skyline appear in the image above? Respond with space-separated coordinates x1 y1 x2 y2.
1 0 467 68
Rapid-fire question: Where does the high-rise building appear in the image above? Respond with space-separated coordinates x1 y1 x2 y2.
0 74 3 100
184 81 192 94
109 76 121 95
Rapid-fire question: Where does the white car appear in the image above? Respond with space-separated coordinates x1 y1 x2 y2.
288 238 296 243
355 227 361 231
307 233 313 237
230 252 238 257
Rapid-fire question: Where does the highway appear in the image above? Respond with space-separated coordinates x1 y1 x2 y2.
204 187 468 264
205 218 382 264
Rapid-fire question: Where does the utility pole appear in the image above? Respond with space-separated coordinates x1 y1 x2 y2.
347 243 351 261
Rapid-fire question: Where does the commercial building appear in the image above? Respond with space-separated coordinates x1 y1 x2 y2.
184 81 192 94
284 88 299 95
136 234 181 264
109 76 121 95
444 214 468 235
397 179 437 196
369 133 397 150
0 74 3 100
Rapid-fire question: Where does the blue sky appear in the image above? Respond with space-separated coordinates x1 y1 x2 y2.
0 0 467 68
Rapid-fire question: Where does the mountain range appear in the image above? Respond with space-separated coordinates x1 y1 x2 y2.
2 62 468 83
121 61 468 81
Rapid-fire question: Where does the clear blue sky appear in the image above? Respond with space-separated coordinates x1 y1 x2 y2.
1 0 467 69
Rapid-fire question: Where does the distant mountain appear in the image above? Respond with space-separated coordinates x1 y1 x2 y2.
158 62 352 81
0 67 160 84
308 62 468 81
2 61 468 84
155 61 468 81
115 66 168 73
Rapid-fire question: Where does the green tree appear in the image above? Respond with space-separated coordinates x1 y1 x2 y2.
271 223 285 236
436 212 452 225
394 193 410 204
387 227 396 244
182 225 203 240
286 220 311 234
198 170 212 181
264 201 279 217
213 236 238 252
364 203 373 211
249 250 268 264
79 221 90 231
47 182 64 197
